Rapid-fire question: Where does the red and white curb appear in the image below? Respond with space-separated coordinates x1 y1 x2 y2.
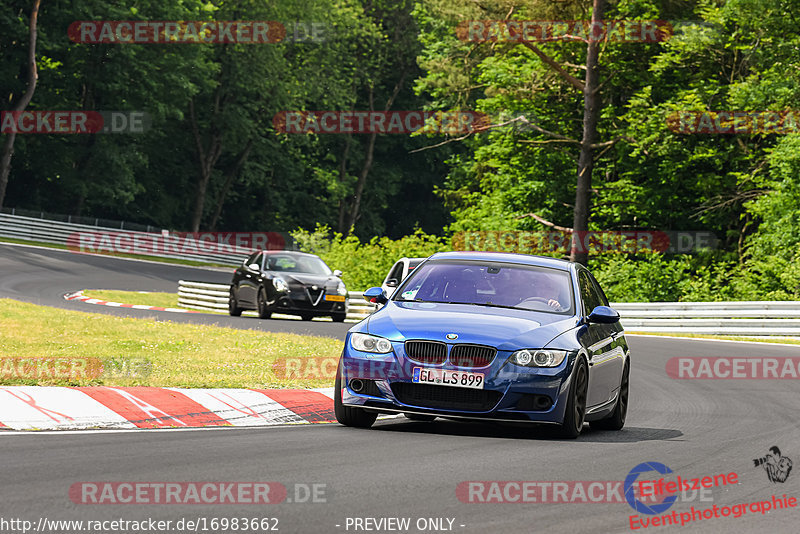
0 386 339 431
64 290 204 314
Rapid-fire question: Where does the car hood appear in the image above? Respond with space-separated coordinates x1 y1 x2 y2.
273 273 338 287
365 301 578 350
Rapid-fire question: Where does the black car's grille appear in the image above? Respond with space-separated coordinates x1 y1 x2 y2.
391 383 502 411
449 344 497 368
405 340 447 364
305 287 324 306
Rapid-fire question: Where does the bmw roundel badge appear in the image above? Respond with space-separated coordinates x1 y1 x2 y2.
446 333 458 340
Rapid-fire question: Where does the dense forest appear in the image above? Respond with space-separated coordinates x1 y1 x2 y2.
1 0 799 299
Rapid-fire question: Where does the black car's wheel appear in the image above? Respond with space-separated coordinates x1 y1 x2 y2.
300 313 314 321
256 288 272 319
590 360 629 431
334 361 377 428
557 357 588 439
404 413 436 422
228 288 243 317
331 313 346 323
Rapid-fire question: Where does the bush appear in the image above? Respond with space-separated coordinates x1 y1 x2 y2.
292 225 450 290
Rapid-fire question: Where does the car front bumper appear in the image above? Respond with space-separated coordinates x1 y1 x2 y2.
340 343 578 424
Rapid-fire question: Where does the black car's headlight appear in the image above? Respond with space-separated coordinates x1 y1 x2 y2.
509 349 567 367
273 277 288 292
350 333 393 354
336 281 347 296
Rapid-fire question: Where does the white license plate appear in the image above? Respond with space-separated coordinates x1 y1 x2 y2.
412 367 484 389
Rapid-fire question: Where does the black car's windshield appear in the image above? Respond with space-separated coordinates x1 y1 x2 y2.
394 260 574 314
264 254 332 276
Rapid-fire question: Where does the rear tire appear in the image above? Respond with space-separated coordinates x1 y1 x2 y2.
590 360 629 431
556 358 588 439
228 288 243 317
334 360 377 428
256 288 272 319
404 413 436 422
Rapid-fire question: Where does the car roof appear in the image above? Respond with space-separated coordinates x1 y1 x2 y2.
258 250 318 258
427 251 573 271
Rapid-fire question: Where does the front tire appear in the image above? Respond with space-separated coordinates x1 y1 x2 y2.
228 288 243 317
332 313 346 323
334 360 377 428
256 288 272 319
300 313 314 321
557 357 588 439
590 360 629 431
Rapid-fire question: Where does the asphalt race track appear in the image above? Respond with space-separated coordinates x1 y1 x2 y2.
0 242 351 338
2 242 800 533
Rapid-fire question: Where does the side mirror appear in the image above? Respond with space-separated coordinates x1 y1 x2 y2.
586 305 620 324
333 269 343 277
248 263 261 272
385 278 398 288
363 286 388 304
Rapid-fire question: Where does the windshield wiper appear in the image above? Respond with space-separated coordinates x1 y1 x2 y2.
441 301 521 310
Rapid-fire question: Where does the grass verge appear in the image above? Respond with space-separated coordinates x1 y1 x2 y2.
82 289 191 310
0 299 341 388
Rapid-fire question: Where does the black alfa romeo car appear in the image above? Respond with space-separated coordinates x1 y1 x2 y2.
229 251 348 321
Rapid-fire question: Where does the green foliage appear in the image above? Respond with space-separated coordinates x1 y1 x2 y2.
292 225 450 289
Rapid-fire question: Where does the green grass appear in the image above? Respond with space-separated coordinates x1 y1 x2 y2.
0 237 232 268
82 289 187 309
0 299 341 388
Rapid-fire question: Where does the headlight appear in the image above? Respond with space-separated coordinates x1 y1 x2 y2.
510 349 567 368
273 277 288 292
337 281 347 296
350 333 393 354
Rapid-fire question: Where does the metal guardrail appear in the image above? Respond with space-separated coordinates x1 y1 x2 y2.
178 281 800 335
611 301 800 336
178 281 376 323
0 213 258 265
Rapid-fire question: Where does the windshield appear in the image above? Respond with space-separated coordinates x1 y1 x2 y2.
264 254 332 276
394 260 574 314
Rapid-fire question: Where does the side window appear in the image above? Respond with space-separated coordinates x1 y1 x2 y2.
588 272 610 306
245 252 259 266
578 270 602 315
387 262 404 282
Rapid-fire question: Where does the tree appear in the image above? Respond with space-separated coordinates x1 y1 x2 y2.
0 0 41 209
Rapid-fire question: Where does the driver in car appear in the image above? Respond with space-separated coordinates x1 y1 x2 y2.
535 274 565 312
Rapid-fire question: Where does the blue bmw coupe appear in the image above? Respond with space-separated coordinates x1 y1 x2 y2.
334 251 630 438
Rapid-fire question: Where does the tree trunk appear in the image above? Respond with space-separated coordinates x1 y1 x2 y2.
0 0 42 209
570 0 604 265
209 138 254 230
337 136 351 233
189 98 223 232
343 68 408 236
